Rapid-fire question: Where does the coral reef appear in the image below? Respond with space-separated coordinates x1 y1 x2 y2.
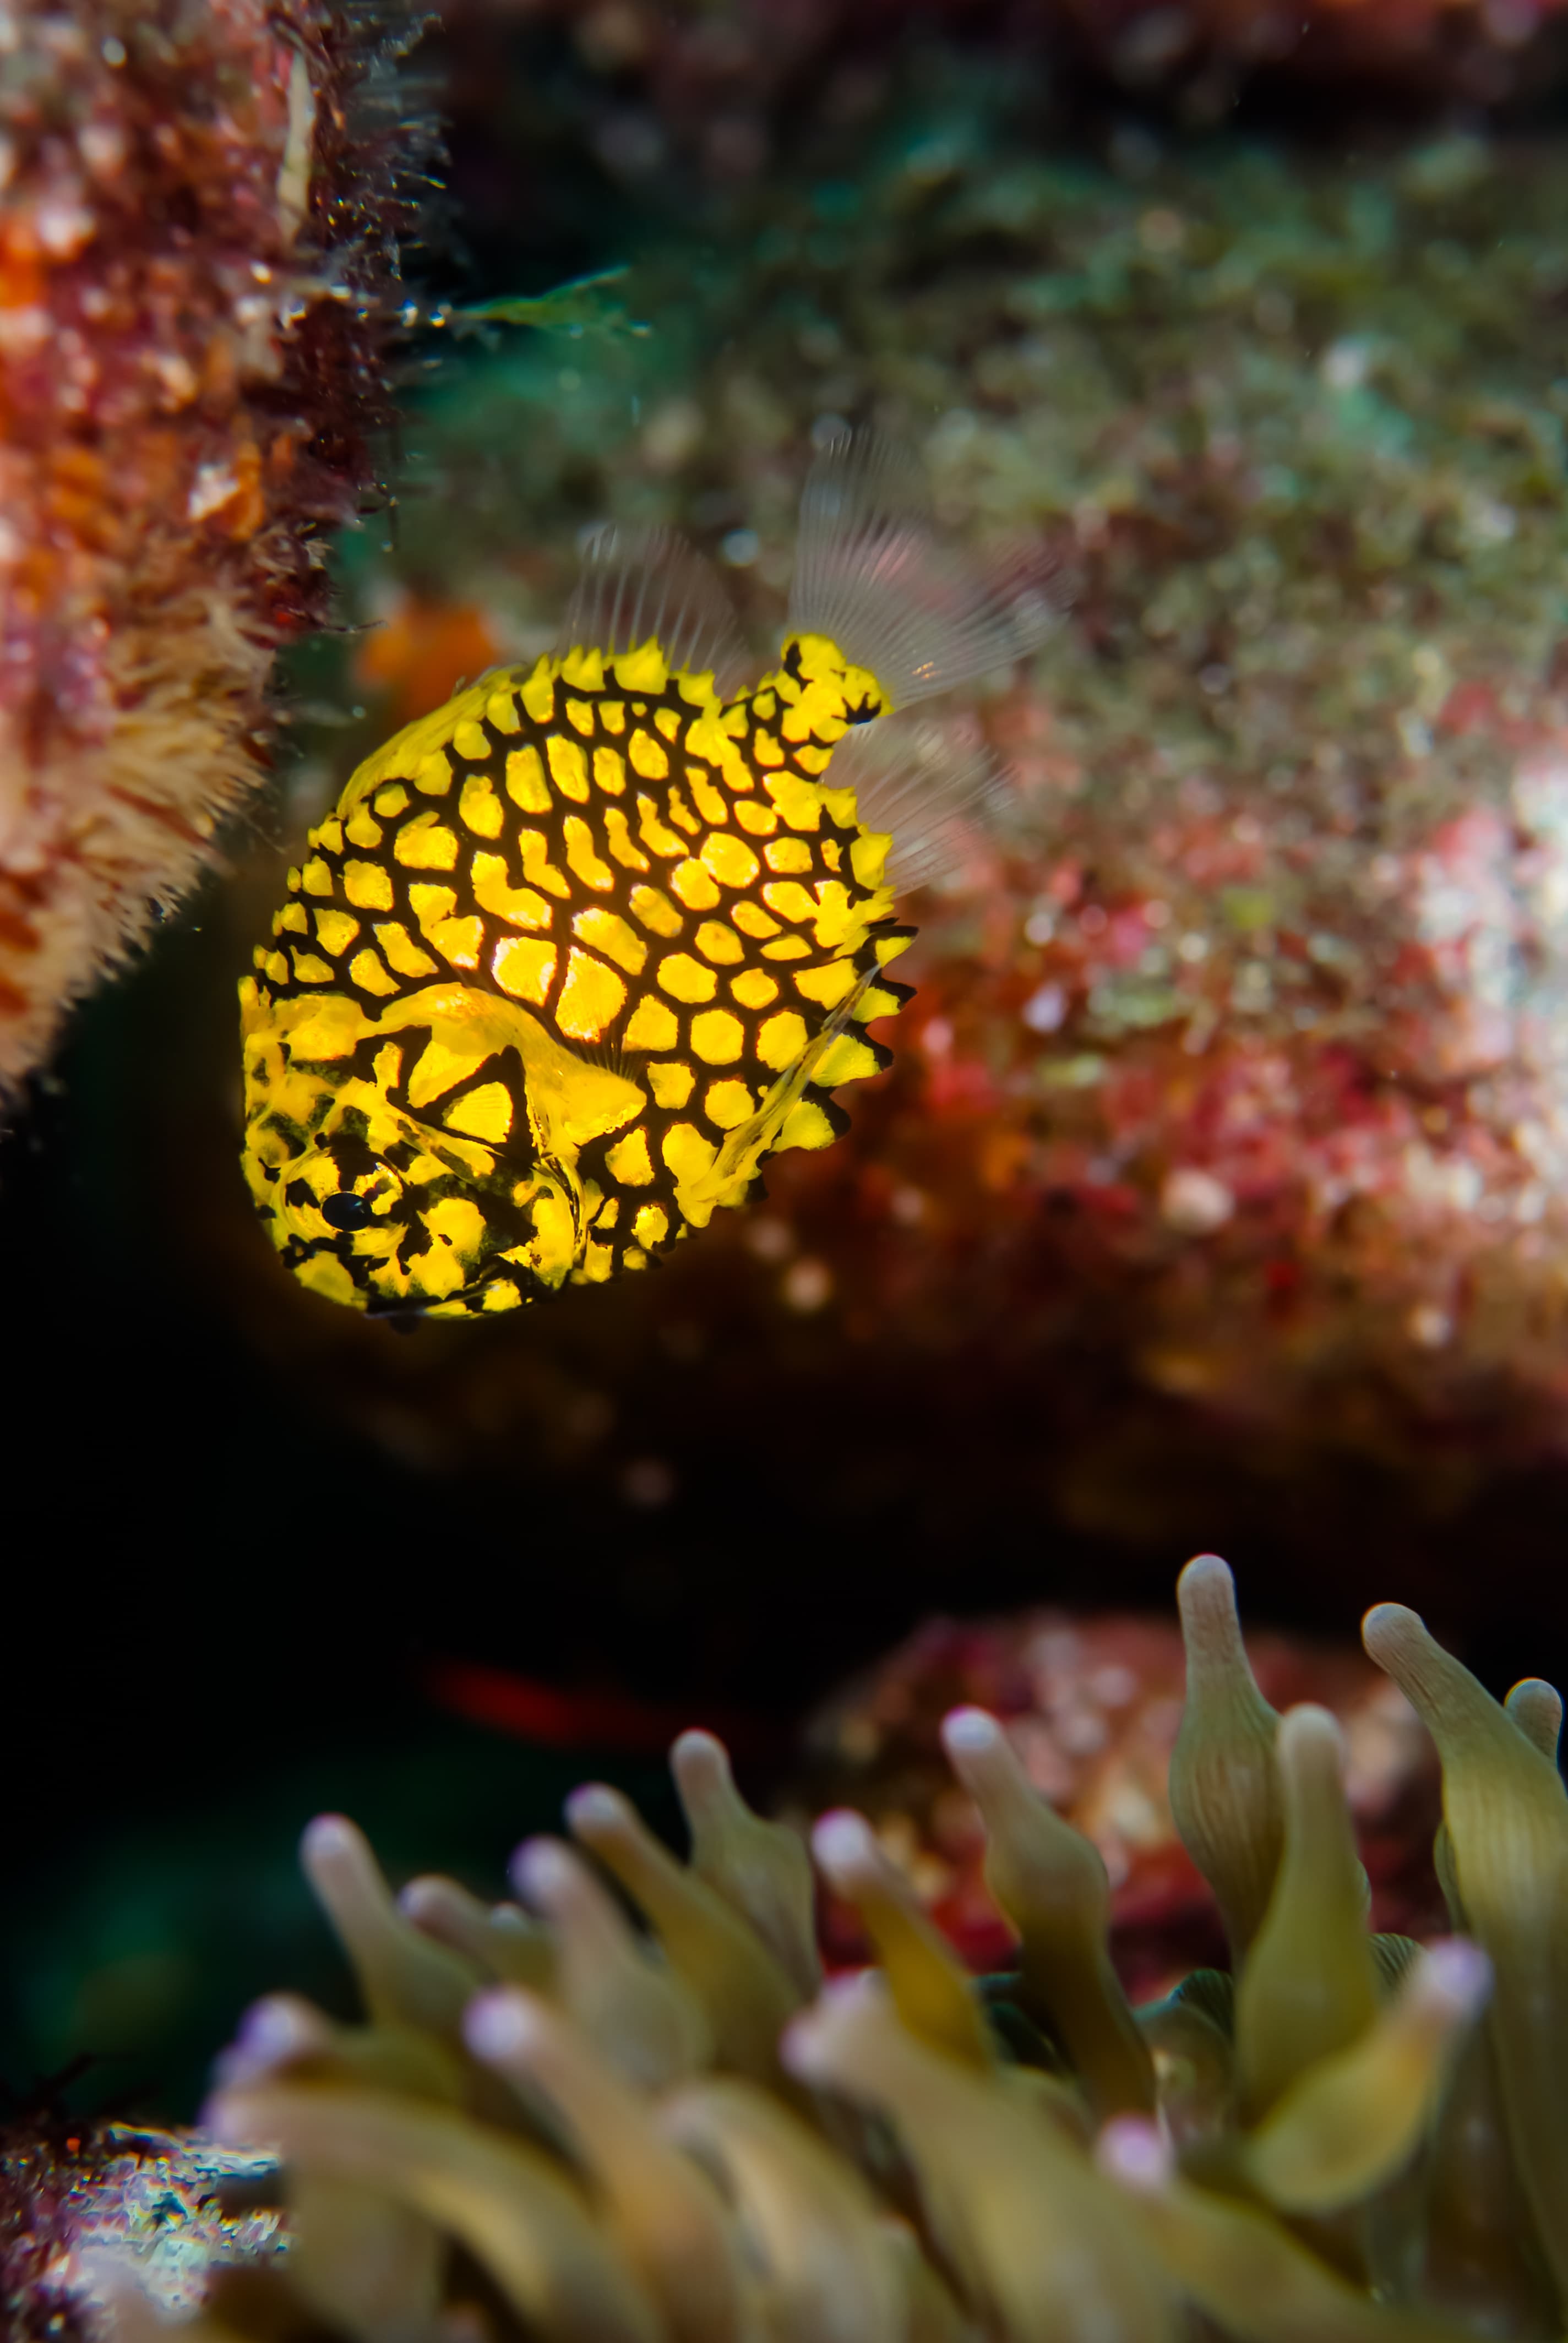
150 119 1568 1590
63 1557 1568 2342
0 0 436 1091
788 1603 1443 1990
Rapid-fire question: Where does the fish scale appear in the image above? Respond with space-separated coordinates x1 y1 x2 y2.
239 630 914 1317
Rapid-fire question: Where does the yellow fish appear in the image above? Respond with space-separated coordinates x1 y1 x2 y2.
239 432 1054 1317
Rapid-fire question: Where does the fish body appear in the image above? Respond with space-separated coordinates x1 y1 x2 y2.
240 632 912 1315
240 432 1057 1316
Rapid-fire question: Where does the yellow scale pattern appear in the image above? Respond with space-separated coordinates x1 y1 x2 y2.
238 633 914 1317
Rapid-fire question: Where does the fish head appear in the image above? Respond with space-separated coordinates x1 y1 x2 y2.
242 1081 585 1318
238 976 645 1316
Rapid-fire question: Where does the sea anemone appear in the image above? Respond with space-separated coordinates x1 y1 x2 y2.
80 1556 1567 2341
0 0 437 1091
789 1601 1444 1991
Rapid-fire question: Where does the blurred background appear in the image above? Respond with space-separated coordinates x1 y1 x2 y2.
7 0 1568 2119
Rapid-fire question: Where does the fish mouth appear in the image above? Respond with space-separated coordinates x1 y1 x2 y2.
361 1258 548 1323
345 1150 584 1318
285 1219 552 1320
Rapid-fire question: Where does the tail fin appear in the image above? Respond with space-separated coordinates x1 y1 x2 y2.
824 710 1011 891
559 525 754 694
788 427 1066 706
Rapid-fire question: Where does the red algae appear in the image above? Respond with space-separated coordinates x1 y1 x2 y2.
768 707 1568 1465
0 0 435 1089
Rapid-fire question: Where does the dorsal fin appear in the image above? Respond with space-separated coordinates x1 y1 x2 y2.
823 709 1012 891
788 426 1068 706
559 525 754 695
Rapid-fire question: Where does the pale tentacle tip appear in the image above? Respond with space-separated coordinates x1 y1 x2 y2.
778 2008 827 2083
462 1985 538 2063
1360 1603 1424 1661
1175 1552 1237 1611
399 1876 449 1924
239 1991 329 2064
1418 1936 1492 2015
940 1705 1003 1756
1096 2115 1174 2194
565 1782 629 1834
671 1728 732 1793
780 1969 881 2080
1506 1675 1560 1709
511 1835 577 1908
300 1811 363 1865
1277 1702 1345 1753
811 1807 879 1878
209 1993 327 2095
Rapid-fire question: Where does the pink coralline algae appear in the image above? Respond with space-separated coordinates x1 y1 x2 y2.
767 689 1568 1477
0 2109 278 2343
0 0 435 1090
787 1600 1444 1997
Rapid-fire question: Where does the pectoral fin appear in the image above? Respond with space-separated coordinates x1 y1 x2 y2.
676 966 876 1222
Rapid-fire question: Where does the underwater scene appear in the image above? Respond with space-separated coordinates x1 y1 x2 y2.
8 0 1568 2330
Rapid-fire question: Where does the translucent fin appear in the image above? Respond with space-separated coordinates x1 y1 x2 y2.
560 526 753 694
680 967 876 1216
822 711 1010 892
788 427 1066 706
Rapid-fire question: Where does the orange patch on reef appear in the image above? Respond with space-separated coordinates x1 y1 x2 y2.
979 1129 1030 1190
356 598 503 727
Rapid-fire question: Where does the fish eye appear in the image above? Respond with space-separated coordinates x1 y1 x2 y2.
321 1190 375 1233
